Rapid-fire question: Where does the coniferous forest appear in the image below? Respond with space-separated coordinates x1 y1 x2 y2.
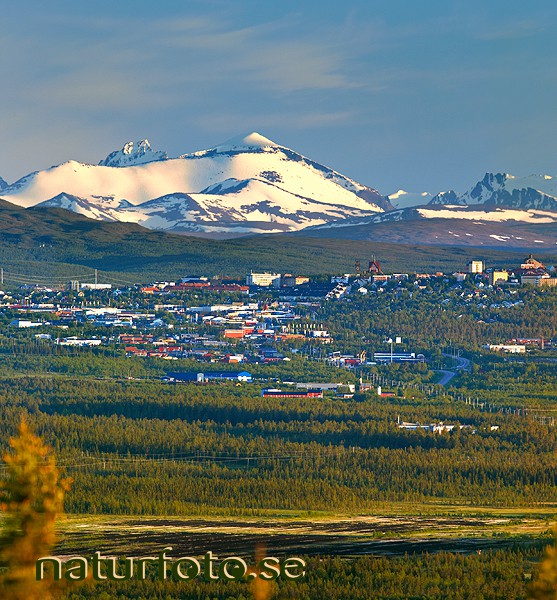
0 274 556 599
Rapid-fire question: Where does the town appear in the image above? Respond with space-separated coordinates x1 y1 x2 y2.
0 254 555 403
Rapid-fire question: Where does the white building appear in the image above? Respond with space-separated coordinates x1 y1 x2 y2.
10 319 43 328
246 272 281 287
467 260 484 274
56 337 102 347
484 344 526 354
80 283 112 290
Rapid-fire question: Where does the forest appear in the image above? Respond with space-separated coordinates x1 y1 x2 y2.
1 273 556 599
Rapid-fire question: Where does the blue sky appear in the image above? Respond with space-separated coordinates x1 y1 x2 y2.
1 1 556 195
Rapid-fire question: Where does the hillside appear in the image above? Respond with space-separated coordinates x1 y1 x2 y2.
0 201 548 282
302 205 557 249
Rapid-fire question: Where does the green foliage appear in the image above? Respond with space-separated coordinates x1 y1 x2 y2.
0 376 555 514
60 547 542 599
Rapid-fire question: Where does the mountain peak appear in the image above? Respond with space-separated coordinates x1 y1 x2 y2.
99 139 168 167
215 132 280 152
0 176 8 191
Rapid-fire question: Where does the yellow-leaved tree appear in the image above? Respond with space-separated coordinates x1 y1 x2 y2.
0 420 72 600
529 528 557 600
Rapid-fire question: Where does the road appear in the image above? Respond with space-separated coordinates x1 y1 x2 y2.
443 353 471 372
435 369 457 386
434 352 472 386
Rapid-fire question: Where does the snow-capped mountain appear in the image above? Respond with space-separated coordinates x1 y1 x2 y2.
98 139 168 167
0 132 389 236
307 205 557 229
0 176 7 191
430 172 557 211
387 189 433 209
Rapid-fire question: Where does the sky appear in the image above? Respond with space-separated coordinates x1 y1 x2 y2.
1 0 557 195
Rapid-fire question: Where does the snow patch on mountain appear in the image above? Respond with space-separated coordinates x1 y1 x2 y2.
37 193 135 221
99 140 168 167
416 207 557 223
388 190 433 209
214 132 278 152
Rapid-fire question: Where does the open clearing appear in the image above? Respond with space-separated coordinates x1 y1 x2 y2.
56 505 556 559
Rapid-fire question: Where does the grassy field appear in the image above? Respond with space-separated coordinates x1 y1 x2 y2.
55 505 556 560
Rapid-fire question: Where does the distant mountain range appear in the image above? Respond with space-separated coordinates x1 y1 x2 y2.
0 133 556 247
302 205 557 249
307 173 557 248
430 172 557 211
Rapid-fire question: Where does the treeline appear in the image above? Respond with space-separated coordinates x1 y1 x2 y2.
450 356 557 409
61 546 544 599
0 376 555 513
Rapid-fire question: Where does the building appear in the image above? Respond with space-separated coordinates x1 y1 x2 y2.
261 389 323 398
246 272 281 287
165 371 253 383
9 319 43 328
280 274 310 287
368 259 382 274
80 283 112 290
519 255 552 285
520 255 545 270
490 270 509 285
296 382 355 393
521 273 550 285
224 329 246 339
509 338 552 349
398 421 456 433
373 352 425 363
467 260 484 274
484 344 526 354
56 337 102 347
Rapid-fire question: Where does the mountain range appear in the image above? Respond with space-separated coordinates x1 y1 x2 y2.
0 133 556 247
0 133 388 237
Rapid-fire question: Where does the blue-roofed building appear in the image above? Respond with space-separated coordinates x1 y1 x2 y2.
164 371 252 383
